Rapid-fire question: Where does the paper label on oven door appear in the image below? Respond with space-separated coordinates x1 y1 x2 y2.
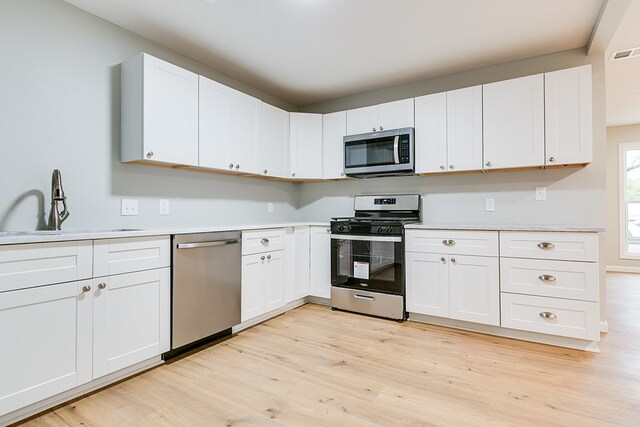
353 261 370 280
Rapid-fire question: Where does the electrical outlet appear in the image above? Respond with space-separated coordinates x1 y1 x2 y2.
485 198 495 212
121 199 138 216
159 199 170 215
267 202 274 214
535 187 547 201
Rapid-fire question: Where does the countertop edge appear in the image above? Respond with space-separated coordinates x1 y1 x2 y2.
404 224 605 233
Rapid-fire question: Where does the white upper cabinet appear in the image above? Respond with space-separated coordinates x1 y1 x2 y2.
290 112 323 180
414 92 447 174
121 53 199 166
415 86 482 174
483 74 544 170
199 76 259 174
346 98 414 135
259 102 290 178
545 65 593 166
447 86 483 172
322 111 347 179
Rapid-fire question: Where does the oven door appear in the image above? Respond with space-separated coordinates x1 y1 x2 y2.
331 234 404 294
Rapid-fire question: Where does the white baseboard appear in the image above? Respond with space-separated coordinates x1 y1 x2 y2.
306 295 330 306
232 298 307 333
600 320 609 333
606 265 640 273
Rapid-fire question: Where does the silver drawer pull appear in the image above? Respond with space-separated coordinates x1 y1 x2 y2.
538 274 557 283
354 294 374 301
537 242 555 250
261 238 269 244
442 239 456 246
539 311 557 320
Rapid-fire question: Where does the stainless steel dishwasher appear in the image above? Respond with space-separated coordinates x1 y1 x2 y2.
170 231 241 353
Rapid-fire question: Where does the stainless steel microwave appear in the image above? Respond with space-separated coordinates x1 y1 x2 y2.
343 127 415 178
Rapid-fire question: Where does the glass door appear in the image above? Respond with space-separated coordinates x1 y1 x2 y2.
620 142 640 258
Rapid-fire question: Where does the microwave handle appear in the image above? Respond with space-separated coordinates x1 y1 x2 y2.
393 135 400 164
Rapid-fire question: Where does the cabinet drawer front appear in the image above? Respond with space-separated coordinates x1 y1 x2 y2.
499 231 598 261
0 241 92 293
93 236 170 277
500 258 598 301
500 293 599 340
405 230 498 256
242 229 285 255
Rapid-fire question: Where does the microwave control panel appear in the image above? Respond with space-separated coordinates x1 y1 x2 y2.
399 135 410 164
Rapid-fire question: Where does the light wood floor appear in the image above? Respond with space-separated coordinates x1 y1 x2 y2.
19 274 640 426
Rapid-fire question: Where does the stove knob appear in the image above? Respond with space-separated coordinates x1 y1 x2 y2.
377 226 384 233
386 226 394 233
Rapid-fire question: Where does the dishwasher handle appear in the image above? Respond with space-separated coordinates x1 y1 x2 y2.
176 239 240 250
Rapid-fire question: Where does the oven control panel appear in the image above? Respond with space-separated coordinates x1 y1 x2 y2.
374 198 396 205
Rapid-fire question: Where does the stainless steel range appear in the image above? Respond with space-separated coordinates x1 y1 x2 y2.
330 194 421 320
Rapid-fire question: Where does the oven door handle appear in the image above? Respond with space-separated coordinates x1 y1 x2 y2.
330 234 402 242
393 135 400 164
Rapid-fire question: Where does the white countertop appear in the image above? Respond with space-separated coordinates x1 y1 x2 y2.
0 222 330 245
405 223 604 233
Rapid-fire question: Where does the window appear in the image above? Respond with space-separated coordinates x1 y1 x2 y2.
620 142 640 259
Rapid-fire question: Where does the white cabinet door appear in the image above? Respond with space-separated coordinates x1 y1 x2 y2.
483 74 544 170
545 65 592 166
0 281 92 416
260 102 289 178
291 227 310 302
241 254 264 322
346 105 378 135
92 268 170 379
322 111 347 179
199 75 230 170
140 54 199 166
290 113 323 179
414 92 447 174
405 252 449 317
447 86 483 172
263 251 285 313
449 255 499 326
309 226 331 298
93 236 170 278
377 98 414 130
228 88 259 174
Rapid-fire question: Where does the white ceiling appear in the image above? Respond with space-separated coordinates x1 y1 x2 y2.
606 0 640 126
63 0 604 107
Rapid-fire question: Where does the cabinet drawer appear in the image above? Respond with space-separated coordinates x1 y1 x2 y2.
0 241 92 293
500 231 598 262
500 293 599 340
242 229 285 255
93 236 170 277
405 230 498 256
500 258 598 301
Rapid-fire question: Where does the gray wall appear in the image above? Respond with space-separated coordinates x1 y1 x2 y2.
0 0 299 231
606 124 640 269
297 49 607 232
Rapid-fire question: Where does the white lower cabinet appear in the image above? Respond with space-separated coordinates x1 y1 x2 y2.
241 250 285 322
287 227 310 303
406 252 449 317
309 226 331 298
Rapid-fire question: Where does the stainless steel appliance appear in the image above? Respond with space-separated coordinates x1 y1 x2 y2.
330 194 420 320
170 231 241 354
344 127 415 178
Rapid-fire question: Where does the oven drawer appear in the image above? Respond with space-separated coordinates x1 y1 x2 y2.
500 257 598 301
242 229 285 255
331 287 404 320
405 230 498 256
499 231 598 262
500 293 599 340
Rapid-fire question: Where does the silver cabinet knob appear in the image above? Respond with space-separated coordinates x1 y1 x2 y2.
261 256 265 261
440 165 445 170
548 157 555 163
379 126 383 131
440 257 446 263
485 162 492 167
449 165 454 170
450 258 456 264
537 242 555 250
267 254 271 260
539 311 557 320
372 127 376 131
261 238 269 244
82 285 91 293
235 164 240 170
264 169 268 174
442 239 455 246
538 274 556 283
292 172 296 177
229 163 234 169
98 282 107 290
146 151 153 159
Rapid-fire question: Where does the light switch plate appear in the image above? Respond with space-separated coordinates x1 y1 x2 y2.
485 198 495 212
267 202 274 214
159 199 170 215
121 199 138 216
535 187 547 201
